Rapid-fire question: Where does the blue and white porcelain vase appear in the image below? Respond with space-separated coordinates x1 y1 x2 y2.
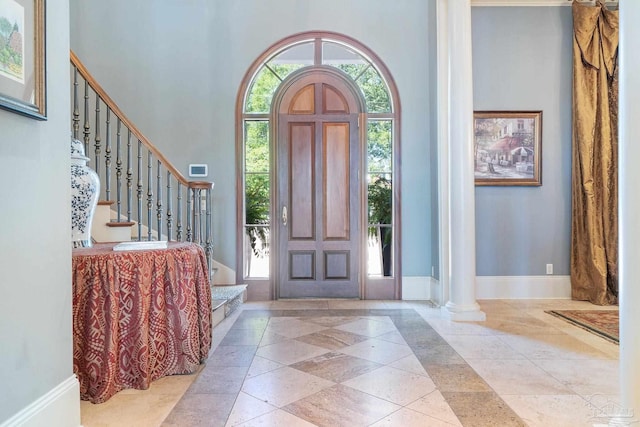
71 136 100 248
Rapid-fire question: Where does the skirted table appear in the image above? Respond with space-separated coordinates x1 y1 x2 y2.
72 242 212 403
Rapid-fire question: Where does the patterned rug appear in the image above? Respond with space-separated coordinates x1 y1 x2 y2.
547 309 619 344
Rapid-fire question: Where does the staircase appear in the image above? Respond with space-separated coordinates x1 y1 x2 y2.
71 50 245 319
92 201 135 242
211 284 248 327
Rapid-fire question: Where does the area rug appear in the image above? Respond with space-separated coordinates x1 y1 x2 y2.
547 310 619 344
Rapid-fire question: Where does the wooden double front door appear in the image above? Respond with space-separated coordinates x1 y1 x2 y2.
276 69 363 298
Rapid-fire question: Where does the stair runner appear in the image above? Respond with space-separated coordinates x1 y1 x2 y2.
211 284 247 317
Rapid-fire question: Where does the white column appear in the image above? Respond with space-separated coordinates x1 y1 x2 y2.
618 1 640 422
440 0 485 321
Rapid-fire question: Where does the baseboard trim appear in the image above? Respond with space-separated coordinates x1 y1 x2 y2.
430 277 442 305
475 275 571 299
402 276 433 300
1 375 81 427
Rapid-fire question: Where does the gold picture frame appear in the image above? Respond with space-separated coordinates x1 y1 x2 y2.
0 0 46 120
474 111 542 186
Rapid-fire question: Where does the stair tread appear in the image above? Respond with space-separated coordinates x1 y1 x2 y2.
211 285 247 318
212 299 226 311
212 284 247 301
106 221 135 227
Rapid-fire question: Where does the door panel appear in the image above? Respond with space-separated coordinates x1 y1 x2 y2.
290 251 315 280
290 123 315 240
277 72 361 299
325 251 349 280
323 123 350 241
323 84 348 114
290 84 315 114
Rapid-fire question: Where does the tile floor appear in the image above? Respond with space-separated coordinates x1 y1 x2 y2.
80 299 621 427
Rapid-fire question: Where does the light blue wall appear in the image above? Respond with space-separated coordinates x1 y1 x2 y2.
472 7 573 276
70 0 436 278
428 2 440 279
0 0 76 423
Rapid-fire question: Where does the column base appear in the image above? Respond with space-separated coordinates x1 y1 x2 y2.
441 301 486 321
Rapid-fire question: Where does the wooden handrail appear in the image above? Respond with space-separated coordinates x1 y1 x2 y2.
189 181 215 190
70 50 190 186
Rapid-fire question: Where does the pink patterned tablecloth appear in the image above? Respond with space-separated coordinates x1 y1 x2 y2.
72 242 212 403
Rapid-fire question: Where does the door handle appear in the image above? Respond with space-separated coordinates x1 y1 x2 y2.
282 206 288 227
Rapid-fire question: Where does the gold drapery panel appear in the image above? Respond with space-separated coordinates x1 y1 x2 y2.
571 0 618 305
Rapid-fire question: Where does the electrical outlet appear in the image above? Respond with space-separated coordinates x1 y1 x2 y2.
546 264 553 275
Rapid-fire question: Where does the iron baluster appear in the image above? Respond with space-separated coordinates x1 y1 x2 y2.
177 183 183 241
156 160 163 240
83 80 90 155
94 97 101 176
147 151 153 241
186 187 193 242
72 67 79 139
193 188 201 244
105 109 111 201
116 119 122 220
126 130 133 223
136 139 142 240
166 172 173 241
205 186 213 279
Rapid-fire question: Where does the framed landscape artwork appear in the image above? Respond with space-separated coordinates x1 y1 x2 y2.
0 0 46 120
473 111 542 186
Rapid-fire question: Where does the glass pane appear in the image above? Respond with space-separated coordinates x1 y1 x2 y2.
357 67 391 113
245 173 270 225
367 120 392 173
333 63 369 81
367 226 393 277
268 63 306 82
245 121 269 173
367 173 392 225
244 225 270 278
246 64 312 114
323 42 366 65
323 43 369 82
245 67 280 113
269 42 314 67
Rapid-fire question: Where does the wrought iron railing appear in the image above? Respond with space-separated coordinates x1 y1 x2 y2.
70 51 213 271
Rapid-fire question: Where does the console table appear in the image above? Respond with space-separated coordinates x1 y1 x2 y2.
72 242 212 403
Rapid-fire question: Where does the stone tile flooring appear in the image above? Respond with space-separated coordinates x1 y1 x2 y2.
80 300 620 426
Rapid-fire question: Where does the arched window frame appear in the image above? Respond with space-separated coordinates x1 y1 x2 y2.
236 31 401 300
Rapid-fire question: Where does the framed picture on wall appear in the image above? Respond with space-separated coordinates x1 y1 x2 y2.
473 111 542 186
0 0 46 120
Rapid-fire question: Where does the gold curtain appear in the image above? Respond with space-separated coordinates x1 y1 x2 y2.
571 0 618 305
